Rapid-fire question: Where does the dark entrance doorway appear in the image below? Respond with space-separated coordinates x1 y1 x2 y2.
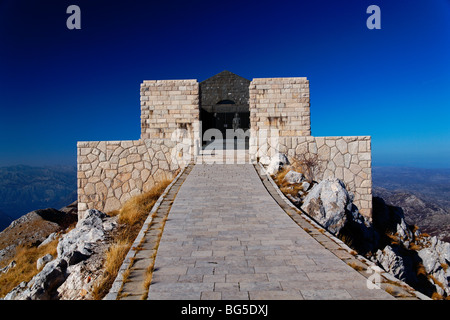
199 71 250 149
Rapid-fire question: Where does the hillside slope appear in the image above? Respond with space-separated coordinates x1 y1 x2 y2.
373 187 450 242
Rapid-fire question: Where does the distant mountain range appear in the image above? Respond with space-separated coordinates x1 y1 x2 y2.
372 166 450 242
0 164 448 240
0 165 77 231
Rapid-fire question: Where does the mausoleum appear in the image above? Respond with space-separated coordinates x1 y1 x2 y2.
77 71 372 218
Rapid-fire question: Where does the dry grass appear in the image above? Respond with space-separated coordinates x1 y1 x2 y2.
384 285 396 295
338 233 355 249
408 242 422 251
279 185 304 198
273 167 306 198
92 178 172 300
0 239 59 298
432 292 444 300
0 173 174 300
347 261 365 271
291 153 321 183
416 263 427 277
386 232 401 246
272 167 290 185
429 274 445 290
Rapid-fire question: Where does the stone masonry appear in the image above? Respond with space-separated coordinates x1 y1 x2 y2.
77 139 186 217
140 79 199 140
77 71 373 218
249 77 311 137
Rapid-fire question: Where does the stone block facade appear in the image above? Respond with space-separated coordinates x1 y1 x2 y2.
77 71 373 219
249 77 311 137
140 80 199 140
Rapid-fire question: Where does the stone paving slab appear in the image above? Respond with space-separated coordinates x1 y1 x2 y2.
145 164 398 300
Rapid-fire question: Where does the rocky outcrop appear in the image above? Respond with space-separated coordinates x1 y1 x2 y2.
2 209 116 300
375 245 414 283
374 186 450 242
301 178 352 235
416 237 450 296
0 203 78 266
269 153 450 299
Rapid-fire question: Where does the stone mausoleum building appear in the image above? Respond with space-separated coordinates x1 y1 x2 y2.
77 71 372 218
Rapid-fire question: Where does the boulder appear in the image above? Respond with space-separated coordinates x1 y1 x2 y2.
37 254 54 270
5 258 68 300
299 181 310 193
259 156 271 166
300 178 352 235
283 170 304 184
57 209 106 266
266 153 289 176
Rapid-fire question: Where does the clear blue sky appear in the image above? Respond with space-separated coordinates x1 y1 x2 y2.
0 0 449 168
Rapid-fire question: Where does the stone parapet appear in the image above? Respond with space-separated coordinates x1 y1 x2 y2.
253 134 372 218
77 139 191 217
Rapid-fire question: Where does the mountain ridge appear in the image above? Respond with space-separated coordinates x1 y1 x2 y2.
0 165 77 231
372 166 450 242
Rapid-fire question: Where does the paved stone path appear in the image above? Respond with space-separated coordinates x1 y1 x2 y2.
145 164 397 300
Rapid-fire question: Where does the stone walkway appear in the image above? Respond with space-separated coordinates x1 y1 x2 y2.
143 164 398 300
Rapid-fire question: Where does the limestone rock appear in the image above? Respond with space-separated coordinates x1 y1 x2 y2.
376 246 408 281
300 177 352 235
299 181 310 192
283 170 304 184
417 237 450 295
266 153 289 176
4 258 68 300
37 254 54 270
3 209 114 300
1 260 16 274
38 232 58 248
58 209 106 266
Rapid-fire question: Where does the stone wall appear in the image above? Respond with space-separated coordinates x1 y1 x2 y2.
249 77 311 137
140 79 199 140
77 139 190 217
257 135 372 218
